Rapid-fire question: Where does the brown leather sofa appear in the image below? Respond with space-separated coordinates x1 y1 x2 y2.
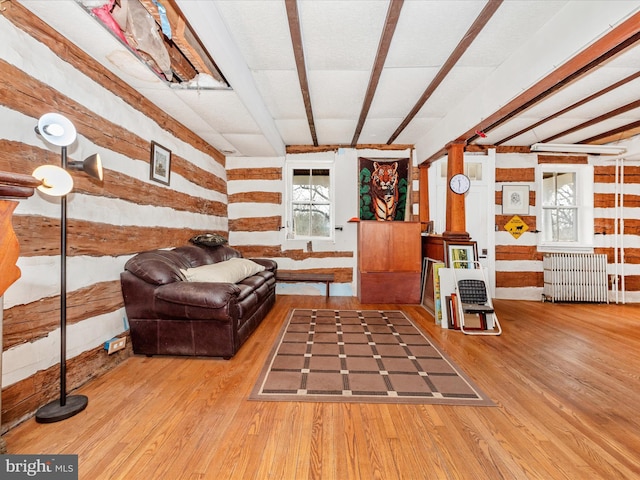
120 244 277 359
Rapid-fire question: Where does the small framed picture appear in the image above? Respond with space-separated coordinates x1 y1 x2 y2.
444 240 478 269
502 185 529 215
150 141 171 185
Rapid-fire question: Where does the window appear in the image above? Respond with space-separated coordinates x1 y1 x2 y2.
537 164 593 251
287 165 333 239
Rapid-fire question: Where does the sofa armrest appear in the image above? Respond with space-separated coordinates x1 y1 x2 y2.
250 258 277 272
155 282 241 309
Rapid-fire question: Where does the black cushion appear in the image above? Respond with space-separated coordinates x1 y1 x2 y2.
189 233 228 247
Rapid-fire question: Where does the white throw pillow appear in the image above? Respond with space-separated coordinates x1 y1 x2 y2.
181 258 265 283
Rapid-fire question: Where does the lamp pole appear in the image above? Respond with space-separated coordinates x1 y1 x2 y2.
60 146 68 407
35 145 88 423
32 113 101 423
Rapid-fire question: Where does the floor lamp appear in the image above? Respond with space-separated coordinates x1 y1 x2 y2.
32 113 104 423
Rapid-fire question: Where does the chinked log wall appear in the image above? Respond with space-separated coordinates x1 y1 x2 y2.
226 165 354 284
1 4 227 431
226 150 420 287
494 155 640 294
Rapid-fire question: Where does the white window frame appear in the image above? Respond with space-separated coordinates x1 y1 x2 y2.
536 163 594 253
284 158 335 242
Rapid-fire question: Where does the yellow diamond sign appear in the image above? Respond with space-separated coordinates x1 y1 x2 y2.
504 215 529 239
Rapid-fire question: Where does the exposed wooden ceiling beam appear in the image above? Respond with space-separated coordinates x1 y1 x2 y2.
287 143 412 155
462 14 640 146
386 0 503 145
421 9 640 165
286 0 318 146
496 70 640 145
581 120 640 145
542 98 640 143
350 0 404 147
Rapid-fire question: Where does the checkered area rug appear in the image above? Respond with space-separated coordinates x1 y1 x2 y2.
250 309 494 405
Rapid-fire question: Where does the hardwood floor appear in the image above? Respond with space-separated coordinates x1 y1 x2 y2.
4 296 640 479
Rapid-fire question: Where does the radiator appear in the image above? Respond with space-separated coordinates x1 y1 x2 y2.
542 253 608 303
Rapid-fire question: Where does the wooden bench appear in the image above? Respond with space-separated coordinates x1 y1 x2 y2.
276 272 335 298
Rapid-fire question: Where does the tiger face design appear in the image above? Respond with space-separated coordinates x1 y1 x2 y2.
371 161 399 221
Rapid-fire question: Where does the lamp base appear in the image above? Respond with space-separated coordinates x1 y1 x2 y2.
35 395 88 423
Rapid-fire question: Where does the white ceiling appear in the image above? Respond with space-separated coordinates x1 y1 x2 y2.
22 0 640 162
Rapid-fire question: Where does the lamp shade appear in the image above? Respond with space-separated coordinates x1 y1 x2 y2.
67 153 103 181
32 165 74 196
36 113 77 147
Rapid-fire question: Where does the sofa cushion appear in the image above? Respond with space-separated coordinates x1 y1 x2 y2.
125 251 189 285
181 257 266 283
155 282 241 310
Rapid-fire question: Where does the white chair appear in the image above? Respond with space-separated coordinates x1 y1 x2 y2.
452 262 502 336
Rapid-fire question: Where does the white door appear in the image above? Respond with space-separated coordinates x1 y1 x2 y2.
430 150 496 295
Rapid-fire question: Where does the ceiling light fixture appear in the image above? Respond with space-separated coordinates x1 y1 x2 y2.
530 143 627 155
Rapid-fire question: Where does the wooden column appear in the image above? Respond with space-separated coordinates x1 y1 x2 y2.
443 141 469 241
419 164 430 228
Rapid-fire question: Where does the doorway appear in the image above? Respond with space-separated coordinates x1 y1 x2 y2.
430 149 496 295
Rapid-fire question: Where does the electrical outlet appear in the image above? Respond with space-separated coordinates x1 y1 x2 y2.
105 337 126 354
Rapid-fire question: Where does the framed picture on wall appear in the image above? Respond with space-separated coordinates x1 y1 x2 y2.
150 141 171 185
502 185 529 215
444 240 478 269
358 157 410 221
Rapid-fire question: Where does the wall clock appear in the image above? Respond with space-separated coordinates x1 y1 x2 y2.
449 173 470 194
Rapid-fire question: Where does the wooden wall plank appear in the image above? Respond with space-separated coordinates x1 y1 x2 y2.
3 281 123 350
277 268 353 283
227 168 282 181
228 192 282 204
496 271 543 288
595 218 640 235
495 168 535 183
229 216 282 232
594 247 640 264
594 193 640 208
234 245 353 261
0 144 226 215
12 217 222 256
496 245 543 261
537 155 587 164
594 165 640 183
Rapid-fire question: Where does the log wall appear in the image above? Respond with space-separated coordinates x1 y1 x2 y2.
226 149 418 295
494 152 640 301
0 4 226 431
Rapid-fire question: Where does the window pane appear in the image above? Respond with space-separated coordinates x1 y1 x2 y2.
293 203 331 238
556 172 575 206
293 203 311 236
293 169 311 201
542 172 556 205
556 208 577 241
311 169 330 202
311 204 330 237
543 172 576 207
542 207 577 242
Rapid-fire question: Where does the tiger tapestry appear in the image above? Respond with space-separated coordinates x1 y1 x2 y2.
359 157 410 221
